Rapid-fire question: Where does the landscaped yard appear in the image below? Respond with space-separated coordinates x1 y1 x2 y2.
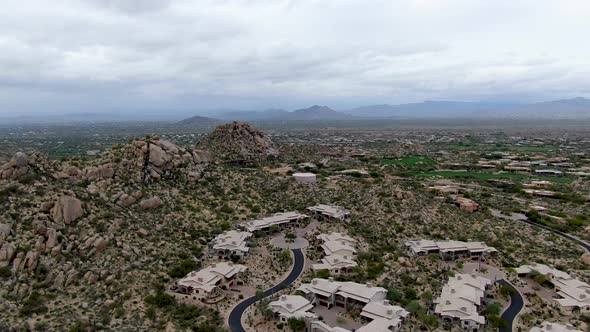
413 171 573 184
381 156 436 166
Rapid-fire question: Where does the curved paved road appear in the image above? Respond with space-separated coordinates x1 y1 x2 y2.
517 218 590 252
497 279 524 332
228 248 305 332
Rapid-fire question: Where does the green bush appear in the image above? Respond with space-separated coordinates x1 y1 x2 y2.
168 259 197 278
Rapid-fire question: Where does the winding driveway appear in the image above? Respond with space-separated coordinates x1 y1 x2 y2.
492 209 590 331
497 279 524 332
228 248 305 332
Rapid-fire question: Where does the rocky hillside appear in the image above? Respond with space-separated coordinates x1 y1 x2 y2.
197 121 278 162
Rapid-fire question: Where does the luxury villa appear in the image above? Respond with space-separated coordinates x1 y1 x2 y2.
433 273 493 331
170 262 247 304
239 211 308 233
313 232 358 274
210 230 252 260
516 263 590 314
404 240 497 260
306 204 352 222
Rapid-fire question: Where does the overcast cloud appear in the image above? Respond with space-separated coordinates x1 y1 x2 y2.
1 0 590 116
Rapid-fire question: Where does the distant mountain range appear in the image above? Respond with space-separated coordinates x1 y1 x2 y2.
196 97 590 122
177 115 223 126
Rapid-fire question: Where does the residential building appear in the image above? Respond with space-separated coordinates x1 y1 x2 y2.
312 254 358 275
170 262 247 303
321 240 357 257
293 172 317 184
405 240 497 260
516 263 590 314
239 212 308 233
306 204 351 222
316 232 356 247
359 299 409 332
210 230 252 259
298 278 387 309
313 232 358 274
534 169 563 176
433 273 493 330
269 295 317 322
523 189 556 197
530 322 582 332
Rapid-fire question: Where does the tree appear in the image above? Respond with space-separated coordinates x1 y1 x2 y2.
485 302 502 316
287 317 305 332
255 289 265 300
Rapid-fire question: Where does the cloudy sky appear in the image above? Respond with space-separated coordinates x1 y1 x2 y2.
1 0 590 117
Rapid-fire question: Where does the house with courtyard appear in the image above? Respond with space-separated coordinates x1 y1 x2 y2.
269 295 317 322
298 278 387 309
321 240 357 257
313 232 358 274
516 263 590 314
433 273 493 331
170 262 247 304
404 240 497 260
210 230 252 260
358 299 409 331
306 204 352 222
239 211 308 234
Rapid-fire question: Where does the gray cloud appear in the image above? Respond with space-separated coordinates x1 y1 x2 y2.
0 0 589 116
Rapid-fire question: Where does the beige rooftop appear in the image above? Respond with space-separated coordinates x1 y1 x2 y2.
177 262 247 293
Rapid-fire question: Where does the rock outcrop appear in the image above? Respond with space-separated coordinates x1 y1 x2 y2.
117 138 209 183
0 152 30 179
197 122 278 162
51 196 84 225
139 196 162 210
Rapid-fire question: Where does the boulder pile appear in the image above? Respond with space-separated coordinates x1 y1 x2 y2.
197 121 278 163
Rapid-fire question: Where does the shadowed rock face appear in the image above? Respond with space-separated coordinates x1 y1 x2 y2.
0 152 30 179
117 137 209 184
197 122 278 162
51 196 84 225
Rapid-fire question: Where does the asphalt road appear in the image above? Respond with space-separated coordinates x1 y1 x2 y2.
497 279 524 332
517 218 590 252
228 248 305 332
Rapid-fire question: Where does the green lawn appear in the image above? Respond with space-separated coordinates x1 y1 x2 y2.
414 171 573 184
444 144 556 152
381 156 436 166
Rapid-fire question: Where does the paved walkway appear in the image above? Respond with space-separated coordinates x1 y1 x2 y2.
228 249 305 332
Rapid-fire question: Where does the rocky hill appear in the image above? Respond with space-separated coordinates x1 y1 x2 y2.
197 122 278 162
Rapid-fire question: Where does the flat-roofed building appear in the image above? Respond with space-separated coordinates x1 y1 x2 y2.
239 211 307 233
210 230 252 259
530 322 582 332
306 204 351 222
516 263 590 314
269 295 317 322
433 273 492 330
293 172 317 184
523 189 556 197
405 240 497 260
535 169 563 176
170 262 247 303
298 278 387 309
